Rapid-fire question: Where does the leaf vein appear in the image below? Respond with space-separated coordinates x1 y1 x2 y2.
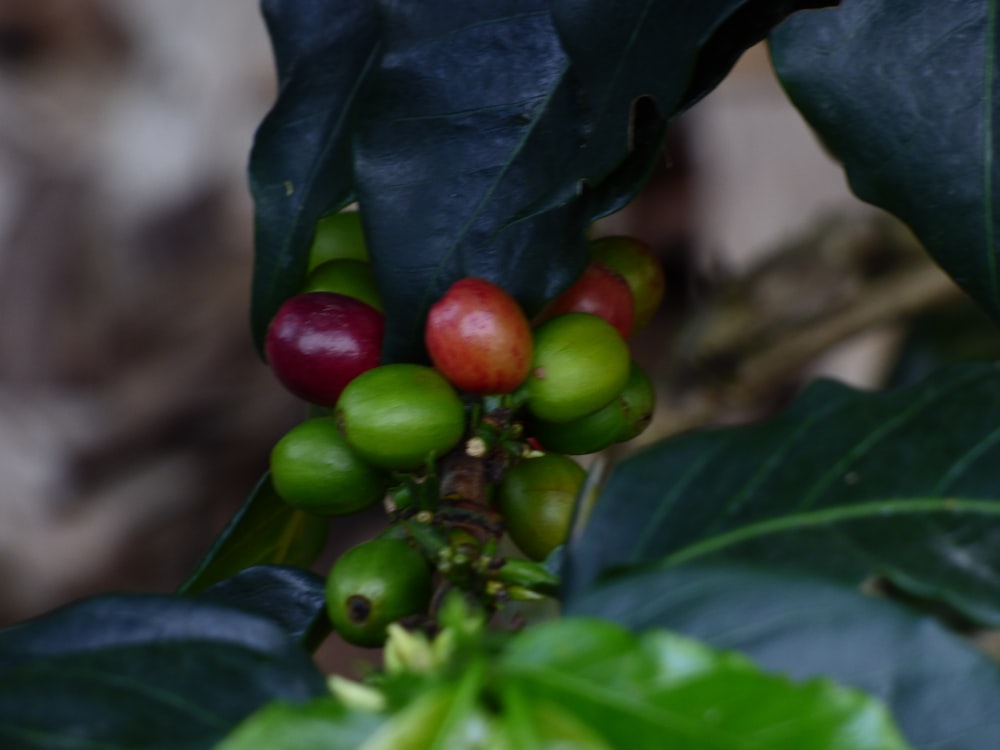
797 368 983 508
933 422 1000 495
709 397 849 535
665 498 1000 567
635 437 730 555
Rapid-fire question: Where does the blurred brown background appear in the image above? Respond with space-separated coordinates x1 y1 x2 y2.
0 0 300 623
0 0 920 671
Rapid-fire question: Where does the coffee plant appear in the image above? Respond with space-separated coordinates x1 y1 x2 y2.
2 1 999 748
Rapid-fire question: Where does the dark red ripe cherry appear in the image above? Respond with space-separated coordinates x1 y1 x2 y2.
425 278 533 394
266 292 384 406
543 262 634 339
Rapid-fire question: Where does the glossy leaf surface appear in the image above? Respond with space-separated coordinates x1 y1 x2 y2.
248 0 380 348
0 595 326 750
250 1 838 358
199 565 330 649
566 363 1000 626
178 473 328 595
350 0 588 360
771 0 1000 323
567 564 1000 750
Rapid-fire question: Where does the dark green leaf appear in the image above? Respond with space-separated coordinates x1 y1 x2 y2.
199 565 330 650
178 473 328 595
771 0 1000 324
0 594 327 750
565 363 1000 626
216 697 384 750
583 100 669 222
567 564 1000 750
249 2 839 359
501 618 911 749
355 0 839 359
680 0 838 108
551 0 837 194
248 0 380 350
351 1 590 361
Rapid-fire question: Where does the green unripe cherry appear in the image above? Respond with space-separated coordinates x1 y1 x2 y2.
529 361 655 454
269 417 385 515
308 210 368 269
590 235 665 331
498 453 586 561
525 313 630 423
336 364 466 470
326 539 433 647
614 362 656 442
303 258 383 312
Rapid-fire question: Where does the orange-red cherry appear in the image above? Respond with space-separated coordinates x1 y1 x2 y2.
425 278 533 394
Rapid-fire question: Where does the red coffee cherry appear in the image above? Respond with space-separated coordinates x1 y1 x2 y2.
265 292 383 406
425 277 533 394
541 262 634 339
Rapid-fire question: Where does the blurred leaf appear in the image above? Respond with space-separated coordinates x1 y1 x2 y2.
216 697 384 750
493 688 615 748
357 676 491 750
248 0 380 350
567 564 1000 750
502 619 910 749
0 595 326 750
221 617 909 750
223 675 490 750
226 692 496 750
565 363 1000 626
179 473 328 595
199 565 330 650
771 0 1000 325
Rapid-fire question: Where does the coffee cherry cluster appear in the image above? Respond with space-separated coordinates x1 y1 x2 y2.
263 210 664 647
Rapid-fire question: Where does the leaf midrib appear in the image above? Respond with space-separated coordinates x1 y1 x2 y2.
663 497 1000 567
